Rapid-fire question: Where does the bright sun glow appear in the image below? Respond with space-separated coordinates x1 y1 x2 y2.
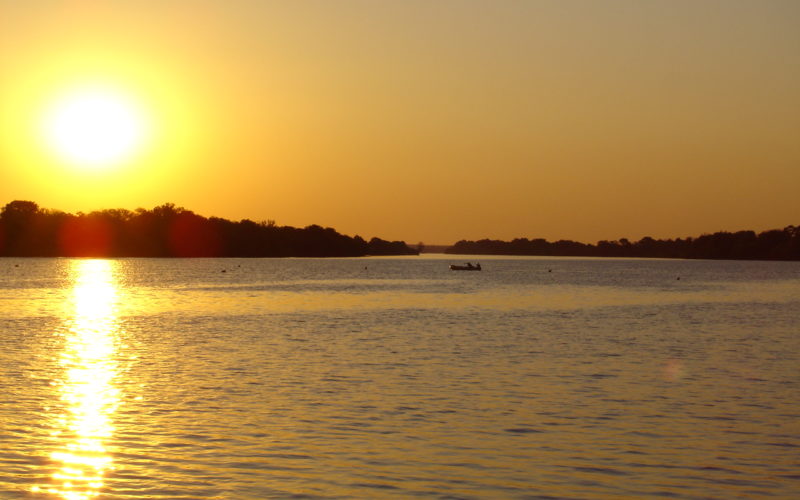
42 87 148 169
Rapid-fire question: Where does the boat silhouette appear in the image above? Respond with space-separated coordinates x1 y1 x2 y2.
450 263 481 271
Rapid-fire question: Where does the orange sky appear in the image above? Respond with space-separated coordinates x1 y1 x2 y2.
1 1 798 245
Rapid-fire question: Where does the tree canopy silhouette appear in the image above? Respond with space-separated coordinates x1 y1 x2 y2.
0 200 418 258
445 227 800 261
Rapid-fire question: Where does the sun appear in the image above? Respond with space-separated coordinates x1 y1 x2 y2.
42 86 149 169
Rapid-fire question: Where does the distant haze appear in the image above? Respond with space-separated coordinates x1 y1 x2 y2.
1 1 798 244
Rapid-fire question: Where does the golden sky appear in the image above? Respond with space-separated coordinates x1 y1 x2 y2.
1 1 798 244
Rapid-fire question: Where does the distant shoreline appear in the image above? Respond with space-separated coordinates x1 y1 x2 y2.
4 199 796 261
0 200 418 258
443 226 800 261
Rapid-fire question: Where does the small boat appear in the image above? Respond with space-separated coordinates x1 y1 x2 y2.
450 263 481 271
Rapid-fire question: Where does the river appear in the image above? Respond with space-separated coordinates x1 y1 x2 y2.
1 256 798 498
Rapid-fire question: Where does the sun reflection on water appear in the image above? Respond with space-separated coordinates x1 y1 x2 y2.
35 260 120 499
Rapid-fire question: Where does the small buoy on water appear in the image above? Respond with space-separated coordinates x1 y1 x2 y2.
676 276 680 280
548 269 552 272
221 269 226 273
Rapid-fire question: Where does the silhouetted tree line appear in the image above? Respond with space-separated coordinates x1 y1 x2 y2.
0 200 417 257
446 227 800 261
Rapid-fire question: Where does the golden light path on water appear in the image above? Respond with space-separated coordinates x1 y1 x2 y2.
33 260 120 499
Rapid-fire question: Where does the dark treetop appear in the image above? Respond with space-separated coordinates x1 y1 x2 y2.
446 226 800 261
0 200 418 258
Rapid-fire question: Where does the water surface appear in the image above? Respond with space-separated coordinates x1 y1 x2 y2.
1 256 798 498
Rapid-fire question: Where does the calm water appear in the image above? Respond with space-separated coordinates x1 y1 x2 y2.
1 256 798 499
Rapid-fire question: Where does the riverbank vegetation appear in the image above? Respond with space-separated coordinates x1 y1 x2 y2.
446 226 800 261
0 200 417 257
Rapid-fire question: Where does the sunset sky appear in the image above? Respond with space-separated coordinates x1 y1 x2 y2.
1 1 798 245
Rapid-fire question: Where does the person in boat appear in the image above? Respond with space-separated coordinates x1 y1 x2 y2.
466 262 474 268
476 263 481 270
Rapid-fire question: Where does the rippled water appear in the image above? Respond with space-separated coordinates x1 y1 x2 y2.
1 256 798 499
